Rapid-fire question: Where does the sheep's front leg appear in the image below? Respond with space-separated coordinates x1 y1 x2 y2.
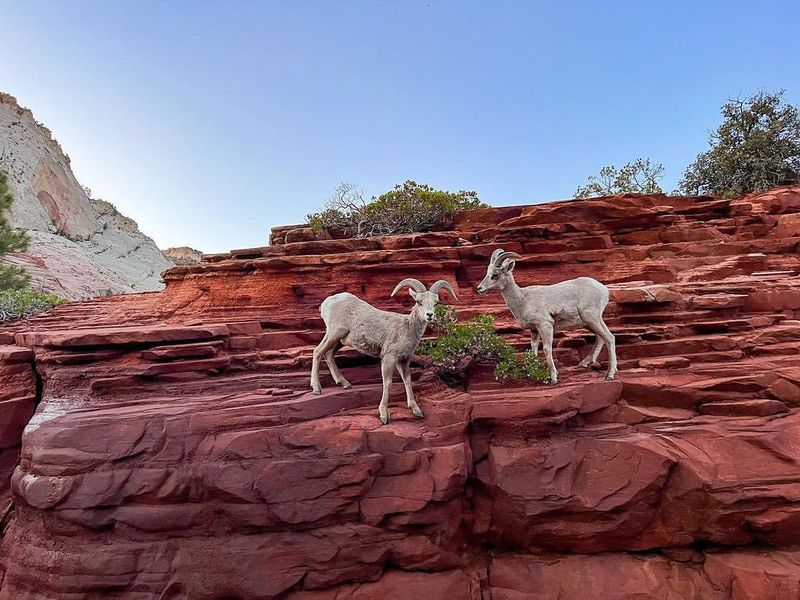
378 357 395 425
538 322 558 384
530 329 540 355
397 359 423 418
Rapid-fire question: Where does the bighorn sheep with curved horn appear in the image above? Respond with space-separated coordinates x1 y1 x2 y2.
477 249 617 384
311 278 458 424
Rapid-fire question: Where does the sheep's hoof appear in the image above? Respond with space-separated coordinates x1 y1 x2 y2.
577 361 591 369
412 407 424 419
341 381 352 389
379 413 390 425
311 386 321 395
604 374 616 381
546 378 558 386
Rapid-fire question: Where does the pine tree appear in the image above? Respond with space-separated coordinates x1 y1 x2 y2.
0 170 30 290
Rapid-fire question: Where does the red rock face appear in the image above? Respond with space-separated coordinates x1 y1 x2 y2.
0 345 35 510
3 185 800 598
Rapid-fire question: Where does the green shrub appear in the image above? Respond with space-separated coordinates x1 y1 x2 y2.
679 90 800 197
307 180 487 237
575 158 664 199
495 349 551 382
418 305 549 384
0 289 67 322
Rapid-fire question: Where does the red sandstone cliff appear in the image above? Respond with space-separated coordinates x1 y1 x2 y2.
3 186 800 598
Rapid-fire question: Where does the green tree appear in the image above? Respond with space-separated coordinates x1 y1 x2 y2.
679 90 800 197
575 158 664 199
0 170 30 290
307 180 487 237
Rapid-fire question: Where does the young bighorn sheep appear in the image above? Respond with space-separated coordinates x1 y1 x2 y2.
310 278 458 424
477 249 617 384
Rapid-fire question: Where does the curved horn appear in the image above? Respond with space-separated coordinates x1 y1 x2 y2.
391 278 426 297
430 280 459 301
490 248 506 264
493 251 522 266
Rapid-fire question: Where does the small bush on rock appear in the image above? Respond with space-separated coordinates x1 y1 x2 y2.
495 349 550 381
418 305 549 385
575 158 665 198
307 180 487 237
0 289 67 322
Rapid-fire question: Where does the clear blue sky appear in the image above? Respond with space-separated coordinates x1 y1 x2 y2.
2 1 798 253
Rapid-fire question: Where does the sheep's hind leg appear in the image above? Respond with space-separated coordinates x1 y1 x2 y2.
530 330 540 355
539 322 558 384
311 331 342 394
598 319 618 380
585 316 617 380
325 343 351 389
397 359 423 418
378 357 395 425
577 334 604 368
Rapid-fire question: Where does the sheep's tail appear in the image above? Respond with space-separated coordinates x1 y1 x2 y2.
600 281 610 310
319 295 336 326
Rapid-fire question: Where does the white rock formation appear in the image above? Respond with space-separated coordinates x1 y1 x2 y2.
162 246 203 266
0 92 174 299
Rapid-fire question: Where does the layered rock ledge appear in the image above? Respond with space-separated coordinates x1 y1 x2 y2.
3 186 800 598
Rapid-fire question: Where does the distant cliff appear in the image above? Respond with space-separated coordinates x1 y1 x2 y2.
0 92 173 299
163 246 203 266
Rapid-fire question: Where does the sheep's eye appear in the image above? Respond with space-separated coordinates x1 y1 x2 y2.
416 300 422 305
491 273 499 280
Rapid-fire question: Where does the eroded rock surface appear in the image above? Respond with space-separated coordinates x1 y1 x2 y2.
3 186 800 598
163 246 204 266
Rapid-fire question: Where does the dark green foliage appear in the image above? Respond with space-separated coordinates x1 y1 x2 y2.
679 90 800 197
0 289 67 322
575 158 664 198
418 305 511 373
418 304 549 384
0 170 30 290
307 180 487 237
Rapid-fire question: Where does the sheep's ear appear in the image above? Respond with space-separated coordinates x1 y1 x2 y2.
502 260 516 273
409 289 419 300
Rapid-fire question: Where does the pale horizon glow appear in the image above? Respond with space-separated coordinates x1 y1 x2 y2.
1 1 798 253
